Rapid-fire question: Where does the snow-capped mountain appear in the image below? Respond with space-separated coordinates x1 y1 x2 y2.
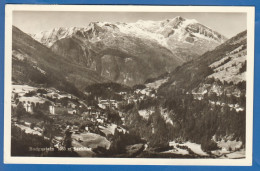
117 16 226 47
31 27 85 47
33 16 226 47
32 16 227 60
29 16 227 86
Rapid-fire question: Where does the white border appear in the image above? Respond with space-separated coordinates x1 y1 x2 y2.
4 5 255 165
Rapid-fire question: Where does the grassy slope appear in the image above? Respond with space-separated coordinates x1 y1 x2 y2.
159 30 247 94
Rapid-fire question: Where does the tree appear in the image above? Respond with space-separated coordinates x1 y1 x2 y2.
237 81 246 90
24 91 37 97
209 92 218 101
16 102 26 119
30 123 36 129
37 88 47 94
60 97 69 106
13 93 18 100
15 98 20 104
64 129 73 149
133 84 146 90
205 77 215 84
42 101 52 111
107 110 122 124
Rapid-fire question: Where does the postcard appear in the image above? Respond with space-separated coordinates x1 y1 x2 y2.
4 5 254 165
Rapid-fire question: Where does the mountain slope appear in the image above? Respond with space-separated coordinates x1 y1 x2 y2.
122 30 247 154
12 26 108 94
158 30 247 146
159 30 247 96
50 30 179 86
31 16 227 85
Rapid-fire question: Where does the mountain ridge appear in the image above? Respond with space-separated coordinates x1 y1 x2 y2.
29 16 227 86
32 16 227 49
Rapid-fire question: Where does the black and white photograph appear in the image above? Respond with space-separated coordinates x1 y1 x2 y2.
4 5 254 165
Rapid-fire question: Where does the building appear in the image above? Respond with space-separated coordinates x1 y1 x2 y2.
97 118 104 124
127 97 138 104
49 105 55 115
46 92 59 99
68 102 77 109
49 105 68 115
110 100 118 108
98 100 110 109
68 108 77 115
118 91 127 95
98 99 118 109
11 91 17 100
23 101 33 113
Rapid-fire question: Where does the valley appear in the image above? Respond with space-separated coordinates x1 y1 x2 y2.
11 16 247 159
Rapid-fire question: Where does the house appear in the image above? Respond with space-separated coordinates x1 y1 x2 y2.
68 108 77 115
118 91 127 95
98 99 118 109
11 91 17 100
49 105 55 115
68 102 77 109
85 126 89 132
23 101 33 113
98 100 110 109
59 94 68 99
97 118 104 124
82 111 89 116
110 100 118 108
49 104 67 115
90 111 98 119
139 95 145 100
126 96 132 104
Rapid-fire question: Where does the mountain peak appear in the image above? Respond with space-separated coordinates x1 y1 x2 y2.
174 16 185 21
30 17 227 62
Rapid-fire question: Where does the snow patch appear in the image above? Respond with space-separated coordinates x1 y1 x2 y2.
217 139 243 151
33 16 225 51
15 124 42 136
146 77 169 90
162 148 189 155
33 66 46 75
183 141 208 156
169 141 208 156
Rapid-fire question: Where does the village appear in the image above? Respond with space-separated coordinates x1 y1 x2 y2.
10 80 246 159
11 82 157 118
10 82 160 157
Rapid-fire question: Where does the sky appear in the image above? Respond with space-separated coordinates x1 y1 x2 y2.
13 11 247 38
